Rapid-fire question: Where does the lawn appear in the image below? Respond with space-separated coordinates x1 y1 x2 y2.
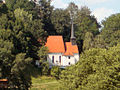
30 76 60 90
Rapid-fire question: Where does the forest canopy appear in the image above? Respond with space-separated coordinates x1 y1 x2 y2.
0 0 120 89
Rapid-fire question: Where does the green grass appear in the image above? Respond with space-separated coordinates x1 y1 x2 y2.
30 76 60 90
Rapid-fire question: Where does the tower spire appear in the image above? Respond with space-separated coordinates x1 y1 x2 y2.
70 16 76 45
69 2 77 45
71 17 74 38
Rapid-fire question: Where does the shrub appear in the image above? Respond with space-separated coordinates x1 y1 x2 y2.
51 66 61 79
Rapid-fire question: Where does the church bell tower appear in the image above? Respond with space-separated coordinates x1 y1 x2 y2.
70 17 76 45
69 5 77 45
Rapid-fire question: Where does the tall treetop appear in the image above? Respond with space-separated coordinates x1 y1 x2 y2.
67 2 78 20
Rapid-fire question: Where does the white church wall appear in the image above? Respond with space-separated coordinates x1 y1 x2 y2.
47 53 63 66
74 53 79 63
62 56 75 66
47 53 80 67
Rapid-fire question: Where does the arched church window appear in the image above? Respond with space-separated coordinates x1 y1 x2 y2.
68 56 70 59
59 56 61 63
52 56 54 63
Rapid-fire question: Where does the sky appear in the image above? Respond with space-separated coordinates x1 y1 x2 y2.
51 0 120 23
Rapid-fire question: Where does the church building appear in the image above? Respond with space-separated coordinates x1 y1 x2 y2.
45 36 79 67
45 12 79 67
35 6 80 67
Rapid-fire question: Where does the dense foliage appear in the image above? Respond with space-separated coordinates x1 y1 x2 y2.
60 45 120 90
0 0 49 89
100 13 120 47
0 0 120 89
51 66 61 79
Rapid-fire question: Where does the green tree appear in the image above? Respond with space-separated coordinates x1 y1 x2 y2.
60 45 120 90
5 0 16 10
0 3 47 89
36 0 54 35
0 29 32 89
37 46 49 75
0 14 9 29
5 0 37 20
0 2 8 15
10 53 32 89
75 6 100 52
51 66 61 79
83 32 94 50
5 0 35 11
67 2 78 20
93 34 107 48
30 19 47 40
14 8 32 21
37 46 48 61
100 13 120 47
0 7 46 58
51 9 71 41
0 39 14 78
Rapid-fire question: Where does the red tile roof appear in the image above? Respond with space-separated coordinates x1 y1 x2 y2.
0 79 8 82
63 42 79 56
45 36 79 55
45 36 65 53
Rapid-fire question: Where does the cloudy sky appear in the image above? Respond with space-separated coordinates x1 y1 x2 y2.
51 0 120 23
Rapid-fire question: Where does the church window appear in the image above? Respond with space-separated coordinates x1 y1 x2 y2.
68 56 70 59
59 56 61 63
52 56 54 63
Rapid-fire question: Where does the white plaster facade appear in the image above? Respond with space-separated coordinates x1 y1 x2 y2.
47 53 63 66
47 53 79 67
